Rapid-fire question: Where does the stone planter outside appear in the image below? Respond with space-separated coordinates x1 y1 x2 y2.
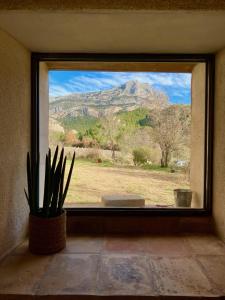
29 210 66 254
174 189 192 208
102 194 145 207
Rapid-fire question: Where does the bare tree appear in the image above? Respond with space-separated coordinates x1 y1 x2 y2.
99 114 124 160
151 105 190 167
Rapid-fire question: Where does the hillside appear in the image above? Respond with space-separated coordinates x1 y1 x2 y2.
49 80 169 119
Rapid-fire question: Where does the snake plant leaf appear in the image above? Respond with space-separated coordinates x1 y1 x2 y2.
31 154 38 213
61 151 76 206
51 145 59 174
24 188 31 212
47 151 54 216
48 148 51 166
50 148 64 215
58 156 67 212
43 153 51 217
26 153 33 209
58 148 64 170
43 154 49 205
50 167 61 215
34 153 39 211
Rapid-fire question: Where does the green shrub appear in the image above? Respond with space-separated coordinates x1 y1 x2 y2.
132 147 151 166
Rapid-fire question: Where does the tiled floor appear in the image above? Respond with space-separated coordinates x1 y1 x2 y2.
0 234 225 299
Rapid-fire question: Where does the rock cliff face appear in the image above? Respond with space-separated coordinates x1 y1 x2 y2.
49 80 169 119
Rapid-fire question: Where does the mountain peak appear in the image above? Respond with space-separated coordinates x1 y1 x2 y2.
119 80 153 95
50 79 168 119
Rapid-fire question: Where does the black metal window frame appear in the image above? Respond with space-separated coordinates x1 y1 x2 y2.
31 53 215 217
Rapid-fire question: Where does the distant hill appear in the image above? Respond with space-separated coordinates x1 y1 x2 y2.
49 80 169 119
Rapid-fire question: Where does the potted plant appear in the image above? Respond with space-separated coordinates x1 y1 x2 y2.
174 188 192 207
24 146 75 254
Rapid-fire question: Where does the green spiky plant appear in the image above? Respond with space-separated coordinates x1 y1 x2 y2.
24 146 75 218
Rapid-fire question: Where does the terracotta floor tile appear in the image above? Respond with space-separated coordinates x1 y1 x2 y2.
104 235 148 253
185 235 225 255
146 235 191 256
0 253 52 295
197 255 225 294
63 235 104 254
149 256 216 296
36 254 99 295
1 234 225 299
98 254 155 295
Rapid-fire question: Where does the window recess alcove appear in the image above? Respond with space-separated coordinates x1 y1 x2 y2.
32 53 214 224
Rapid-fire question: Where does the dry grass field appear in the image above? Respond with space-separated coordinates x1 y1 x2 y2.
64 160 189 207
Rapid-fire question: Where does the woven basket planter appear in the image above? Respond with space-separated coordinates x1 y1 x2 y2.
29 211 66 254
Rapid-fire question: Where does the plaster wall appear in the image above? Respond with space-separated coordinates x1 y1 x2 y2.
0 11 225 54
213 48 225 241
190 63 205 208
0 29 30 259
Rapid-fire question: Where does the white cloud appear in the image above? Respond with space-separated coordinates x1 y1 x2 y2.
173 91 186 97
49 84 72 97
146 73 191 88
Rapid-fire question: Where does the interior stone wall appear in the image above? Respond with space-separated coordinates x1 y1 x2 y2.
0 29 30 259
190 63 206 208
213 48 225 241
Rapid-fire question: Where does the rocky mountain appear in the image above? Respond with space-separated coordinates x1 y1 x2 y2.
49 80 169 119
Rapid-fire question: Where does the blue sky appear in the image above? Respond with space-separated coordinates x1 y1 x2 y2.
49 71 191 104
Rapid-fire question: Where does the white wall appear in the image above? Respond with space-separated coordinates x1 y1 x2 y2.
0 29 30 259
190 63 206 208
213 48 225 241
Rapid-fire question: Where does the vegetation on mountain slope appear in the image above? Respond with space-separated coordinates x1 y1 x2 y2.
49 80 191 168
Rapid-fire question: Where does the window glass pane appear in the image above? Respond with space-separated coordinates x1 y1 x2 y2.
42 63 206 209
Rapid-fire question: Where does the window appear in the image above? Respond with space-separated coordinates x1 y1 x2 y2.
32 54 214 215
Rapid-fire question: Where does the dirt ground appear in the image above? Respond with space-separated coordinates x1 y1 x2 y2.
64 160 190 207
